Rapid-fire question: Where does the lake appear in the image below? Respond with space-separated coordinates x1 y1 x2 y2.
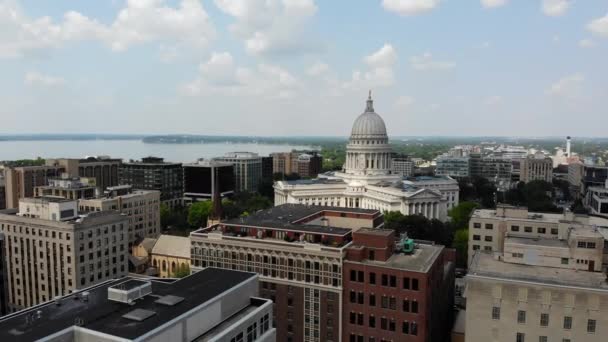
0 140 315 162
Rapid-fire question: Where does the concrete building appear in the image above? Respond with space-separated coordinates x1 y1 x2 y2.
119 157 184 207
343 229 455 342
183 160 235 203
0 232 7 316
467 205 608 266
585 180 608 218
581 164 608 196
191 204 384 342
214 152 263 193
0 268 275 342
3 165 64 208
436 156 470 179
520 153 553 183
568 161 584 199
150 234 191 278
270 151 322 178
391 154 414 177
274 94 451 221
34 175 97 200
78 186 161 248
47 157 121 192
0 197 129 312
403 176 460 211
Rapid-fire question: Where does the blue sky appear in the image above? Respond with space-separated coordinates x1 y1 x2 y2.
1 0 607 137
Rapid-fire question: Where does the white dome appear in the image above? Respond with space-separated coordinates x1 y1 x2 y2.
350 93 387 138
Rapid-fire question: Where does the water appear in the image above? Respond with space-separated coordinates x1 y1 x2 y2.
0 140 315 163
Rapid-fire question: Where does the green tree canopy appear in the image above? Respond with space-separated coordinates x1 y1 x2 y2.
187 201 213 228
448 202 479 229
453 229 469 269
172 263 190 278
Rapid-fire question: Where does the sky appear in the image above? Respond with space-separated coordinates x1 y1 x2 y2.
1 0 607 137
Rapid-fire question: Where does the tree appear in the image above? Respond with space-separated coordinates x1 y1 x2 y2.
448 202 479 229
187 201 213 228
453 229 469 269
172 263 190 278
504 181 561 213
384 211 452 246
160 203 171 228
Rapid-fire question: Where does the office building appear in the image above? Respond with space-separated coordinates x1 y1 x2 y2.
490 145 528 160
275 94 450 221
214 152 263 192
262 156 274 182
119 157 184 207
34 175 97 200
270 151 322 178
465 206 608 342
78 185 160 248
183 160 235 203
520 153 553 183
391 154 414 177
191 204 384 342
3 165 64 208
585 180 608 217
581 164 608 195
47 157 122 191
0 197 129 312
568 161 584 198
436 156 470 179
343 229 455 342
0 268 275 342
469 155 513 184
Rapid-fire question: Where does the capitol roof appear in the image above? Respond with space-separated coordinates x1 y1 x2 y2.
350 92 387 139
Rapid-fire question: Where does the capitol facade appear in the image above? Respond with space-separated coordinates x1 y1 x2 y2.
274 93 459 221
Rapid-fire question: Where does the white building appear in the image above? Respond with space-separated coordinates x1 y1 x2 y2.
586 180 608 218
274 93 457 221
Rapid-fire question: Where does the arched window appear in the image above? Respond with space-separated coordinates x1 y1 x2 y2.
153 259 157 267
171 261 176 272
162 260 166 271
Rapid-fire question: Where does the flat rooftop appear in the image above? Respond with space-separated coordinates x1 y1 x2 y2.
357 242 444 273
472 208 564 223
220 204 380 236
0 268 256 341
468 252 608 290
355 228 393 237
505 235 569 248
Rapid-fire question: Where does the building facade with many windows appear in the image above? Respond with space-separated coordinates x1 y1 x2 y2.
214 152 263 193
119 156 184 207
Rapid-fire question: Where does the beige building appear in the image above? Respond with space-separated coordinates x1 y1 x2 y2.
520 153 553 183
150 234 190 278
34 175 97 200
78 185 161 248
0 197 128 312
3 165 64 208
46 157 121 191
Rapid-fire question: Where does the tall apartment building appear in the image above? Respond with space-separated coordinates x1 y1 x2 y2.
214 152 263 192
119 156 184 207
3 165 64 208
343 229 455 342
567 161 584 198
465 206 608 342
391 154 414 177
34 175 97 200
435 156 470 179
0 197 129 312
191 205 384 342
183 160 235 203
271 151 322 178
47 157 121 191
0 268 276 342
520 153 553 183
78 185 160 248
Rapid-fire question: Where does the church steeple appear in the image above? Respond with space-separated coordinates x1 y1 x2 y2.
365 90 374 112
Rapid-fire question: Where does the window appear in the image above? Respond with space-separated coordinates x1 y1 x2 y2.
350 290 356 303
516 333 525 342
357 313 364 325
473 235 481 241
411 301 418 313
540 313 549 327
403 299 410 312
358 292 364 304
562 339 571 342
402 321 409 334
350 312 356 324
403 277 410 289
358 271 365 282
380 317 387 330
369 250 375 260
517 310 526 324
485 236 493 242
389 297 396 310
511 225 520 232
484 246 492 251
369 315 376 328
587 319 596 333
538 227 546 234
587 242 596 249
512 253 524 258
474 223 481 228
524 226 532 233
473 245 480 250
539 337 547 342
563 316 572 330
369 272 376 285
412 278 419 291
410 322 418 336
381 296 388 308
381 274 388 286
561 258 569 265
389 319 395 332
551 228 558 235
485 223 493 230
389 275 396 287
492 306 500 320
369 294 376 306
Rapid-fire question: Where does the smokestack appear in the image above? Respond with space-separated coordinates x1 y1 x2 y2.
566 136 571 157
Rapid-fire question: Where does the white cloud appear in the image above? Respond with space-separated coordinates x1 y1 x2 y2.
183 51 299 98
395 95 415 108
481 0 508 9
409 52 455 71
552 35 560 43
547 73 584 98
587 13 608 37
541 0 570 17
484 95 503 105
343 44 398 90
214 0 319 56
382 0 440 16
306 62 329 76
24 71 65 87
0 0 215 59
579 38 596 48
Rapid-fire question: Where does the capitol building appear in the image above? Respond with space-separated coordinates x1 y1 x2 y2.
274 93 459 221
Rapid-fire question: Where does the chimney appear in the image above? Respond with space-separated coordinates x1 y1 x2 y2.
566 136 571 157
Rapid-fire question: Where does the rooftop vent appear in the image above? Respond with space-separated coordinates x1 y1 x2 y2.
108 279 152 304
155 295 184 306
122 309 156 322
